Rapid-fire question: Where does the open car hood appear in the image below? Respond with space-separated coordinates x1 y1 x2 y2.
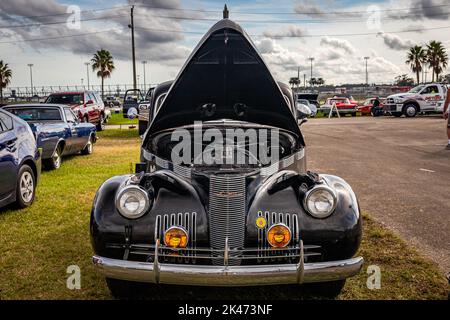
145 19 301 138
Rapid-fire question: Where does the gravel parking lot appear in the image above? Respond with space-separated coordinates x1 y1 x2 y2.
303 116 450 274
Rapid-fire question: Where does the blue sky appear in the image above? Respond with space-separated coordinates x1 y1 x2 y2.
0 0 449 88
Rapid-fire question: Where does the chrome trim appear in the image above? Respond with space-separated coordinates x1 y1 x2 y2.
92 255 363 286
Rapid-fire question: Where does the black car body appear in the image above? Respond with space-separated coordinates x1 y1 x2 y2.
3 104 97 170
0 109 41 209
91 19 363 298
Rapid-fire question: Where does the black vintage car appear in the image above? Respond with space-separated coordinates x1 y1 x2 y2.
91 18 363 298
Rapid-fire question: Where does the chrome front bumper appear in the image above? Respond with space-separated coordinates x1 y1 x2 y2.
92 255 363 286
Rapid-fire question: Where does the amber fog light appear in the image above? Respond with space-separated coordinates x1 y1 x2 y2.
267 224 291 248
164 226 188 248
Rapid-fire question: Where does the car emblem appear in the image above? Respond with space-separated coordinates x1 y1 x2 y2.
256 216 267 229
214 191 242 198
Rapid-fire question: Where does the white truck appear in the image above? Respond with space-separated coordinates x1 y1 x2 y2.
384 83 448 117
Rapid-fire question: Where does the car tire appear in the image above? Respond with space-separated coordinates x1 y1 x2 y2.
81 135 94 155
106 278 156 300
44 145 62 170
15 164 36 208
303 279 346 299
391 112 402 117
351 112 357 117
96 114 105 131
403 104 417 117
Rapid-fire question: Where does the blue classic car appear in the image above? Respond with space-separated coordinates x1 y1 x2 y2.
3 104 97 170
0 109 41 209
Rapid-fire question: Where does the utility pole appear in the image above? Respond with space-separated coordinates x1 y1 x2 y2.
364 57 370 85
27 64 34 97
304 74 306 89
297 66 300 92
129 5 137 90
84 62 90 89
142 61 147 90
308 57 314 86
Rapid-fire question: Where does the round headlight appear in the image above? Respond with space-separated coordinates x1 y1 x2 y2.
164 226 188 248
116 185 150 219
303 185 337 219
267 224 291 248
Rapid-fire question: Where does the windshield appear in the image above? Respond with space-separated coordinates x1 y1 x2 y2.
408 85 425 93
46 93 83 104
6 107 62 121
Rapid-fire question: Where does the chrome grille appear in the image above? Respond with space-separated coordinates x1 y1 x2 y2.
209 174 246 265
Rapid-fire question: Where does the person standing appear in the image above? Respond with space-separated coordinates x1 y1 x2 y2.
444 87 450 150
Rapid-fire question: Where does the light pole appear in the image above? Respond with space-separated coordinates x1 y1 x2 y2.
84 62 90 90
129 5 137 90
27 64 34 97
308 57 314 86
364 56 370 85
142 61 147 90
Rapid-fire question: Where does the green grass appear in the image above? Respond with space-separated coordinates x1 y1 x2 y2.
107 112 138 126
0 131 447 299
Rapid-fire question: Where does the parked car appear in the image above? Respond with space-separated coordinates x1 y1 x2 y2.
357 97 387 115
45 91 106 131
297 98 317 117
0 109 41 209
90 18 363 299
105 96 122 112
384 83 448 117
320 97 358 116
3 104 97 170
122 89 144 118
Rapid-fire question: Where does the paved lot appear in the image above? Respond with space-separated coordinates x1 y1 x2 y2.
302 116 450 274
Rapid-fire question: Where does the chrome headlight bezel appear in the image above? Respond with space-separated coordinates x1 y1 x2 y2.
303 185 338 219
115 185 150 219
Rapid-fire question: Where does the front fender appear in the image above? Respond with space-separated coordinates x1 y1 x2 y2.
246 172 362 261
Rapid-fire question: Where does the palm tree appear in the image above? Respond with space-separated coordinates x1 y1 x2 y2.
0 60 12 102
289 77 300 89
406 45 427 85
91 49 115 99
426 41 448 82
316 77 325 86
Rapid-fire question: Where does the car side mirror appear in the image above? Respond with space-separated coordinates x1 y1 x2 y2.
127 107 138 119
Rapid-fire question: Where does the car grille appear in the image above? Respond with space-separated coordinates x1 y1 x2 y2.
209 174 246 265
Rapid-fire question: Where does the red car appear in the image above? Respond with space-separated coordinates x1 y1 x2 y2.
357 98 386 115
45 91 106 131
321 97 358 116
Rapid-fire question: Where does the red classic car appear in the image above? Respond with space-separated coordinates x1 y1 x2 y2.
321 97 358 116
357 98 386 115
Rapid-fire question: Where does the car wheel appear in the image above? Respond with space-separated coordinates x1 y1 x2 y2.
303 279 346 299
15 164 36 208
403 104 417 117
106 278 157 300
45 145 62 170
351 112 357 117
81 136 94 155
96 114 105 131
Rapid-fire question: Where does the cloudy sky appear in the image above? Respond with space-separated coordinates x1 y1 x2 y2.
0 0 449 89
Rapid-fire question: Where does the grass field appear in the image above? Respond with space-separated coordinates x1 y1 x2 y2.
0 129 447 300
107 112 138 126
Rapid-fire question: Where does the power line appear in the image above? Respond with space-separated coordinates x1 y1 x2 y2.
0 14 128 29
0 29 115 44
135 24 450 38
